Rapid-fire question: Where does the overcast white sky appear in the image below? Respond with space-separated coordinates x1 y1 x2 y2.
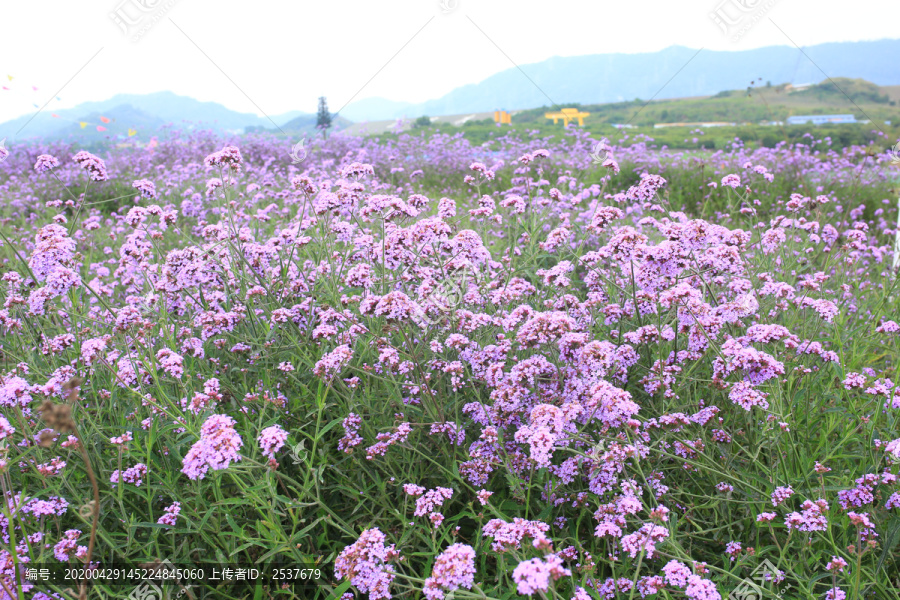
1 0 897 122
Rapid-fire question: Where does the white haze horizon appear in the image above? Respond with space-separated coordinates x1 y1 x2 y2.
1 0 897 124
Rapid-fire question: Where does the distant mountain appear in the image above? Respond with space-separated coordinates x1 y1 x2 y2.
338 98 415 122
0 91 312 141
246 113 354 137
344 39 900 121
4 39 898 141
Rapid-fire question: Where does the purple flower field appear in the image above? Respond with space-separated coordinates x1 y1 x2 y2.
0 127 899 599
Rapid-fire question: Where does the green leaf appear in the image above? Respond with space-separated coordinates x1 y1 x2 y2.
876 517 900 574
130 522 174 530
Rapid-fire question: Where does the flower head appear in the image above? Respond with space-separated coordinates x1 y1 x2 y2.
34 154 60 173
182 414 243 480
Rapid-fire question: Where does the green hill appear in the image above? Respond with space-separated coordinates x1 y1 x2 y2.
388 78 900 150
503 78 899 127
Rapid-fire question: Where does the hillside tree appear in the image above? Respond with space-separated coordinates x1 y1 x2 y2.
317 96 333 138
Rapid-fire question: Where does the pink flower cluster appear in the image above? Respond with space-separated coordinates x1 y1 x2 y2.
110 463 148 487
157 501 182 526
204 145 243 171
511 554 570 595
258 424 289 460
406 485 454 529
182 414 243 480
422 543 475 600
33 153 59 173
335 528 399 600
72 150 109 181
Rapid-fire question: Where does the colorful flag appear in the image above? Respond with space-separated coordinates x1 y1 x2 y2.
100 116 111 124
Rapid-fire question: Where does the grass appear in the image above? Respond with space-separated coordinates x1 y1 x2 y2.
0 128 898 599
